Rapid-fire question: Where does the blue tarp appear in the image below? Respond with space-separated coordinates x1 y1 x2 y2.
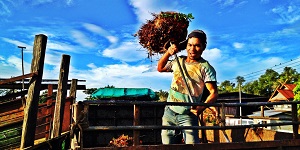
91 88 157 100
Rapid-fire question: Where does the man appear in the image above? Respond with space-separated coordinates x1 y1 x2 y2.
157 29 218 144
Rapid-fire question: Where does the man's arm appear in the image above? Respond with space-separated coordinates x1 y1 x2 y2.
204 81 218 104
191 82 218 115
157 43 178 72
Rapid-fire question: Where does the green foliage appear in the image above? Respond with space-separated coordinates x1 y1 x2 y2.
104 85 115 88
236 76 245 86
83 88 98 100
279 67 300 84
160 12 194 21
218 66 299 97
218 80 235 94
39 91 56 104
293 81 300 116
155 89 169 101
256 69 280 97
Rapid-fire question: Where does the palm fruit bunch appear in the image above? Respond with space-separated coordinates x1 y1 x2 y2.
135 11 194 56
108 134 133 147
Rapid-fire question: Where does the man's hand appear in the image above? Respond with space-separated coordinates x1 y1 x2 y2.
167 42 179 56
190 106 206 116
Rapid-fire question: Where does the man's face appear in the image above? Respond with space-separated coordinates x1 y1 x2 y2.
186 37 204 62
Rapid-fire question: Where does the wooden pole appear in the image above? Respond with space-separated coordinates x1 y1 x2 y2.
51 54 70 138
292 103 299 139
260 106 264 117
69 79 78 139
69 79 78 104
20 34 47 149
133 105 140 146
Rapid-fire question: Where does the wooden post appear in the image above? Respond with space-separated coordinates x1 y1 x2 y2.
260 106 264 117
292 103 299 139
20 34 47 149
133 105 140 146
69 79 78 138
69 79 78 104
51 54 70 138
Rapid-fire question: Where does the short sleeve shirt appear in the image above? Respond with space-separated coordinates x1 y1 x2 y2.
166 56 217 114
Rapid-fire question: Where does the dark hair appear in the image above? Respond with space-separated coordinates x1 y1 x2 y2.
179 30 207 50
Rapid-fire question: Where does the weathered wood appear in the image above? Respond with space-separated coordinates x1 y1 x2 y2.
0 83 85 90
69 79 78 104
292 103 299 139
260 106 264 117
45 84 53 139
51 54 70 138
133 105 140 146
0 90 28 102
20 34 47 149
0 72 38 85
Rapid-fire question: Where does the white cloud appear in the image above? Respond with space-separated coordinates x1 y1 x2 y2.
87 63 97 69
1 37 32 49
262 47 270 53
44 52 63 66
233 42 244 49
271 4 300 24
216 0 247 8
69 63 172 94
47 41 73 52
83 23 118 44
66 0 73 5
7 56 21 70
5 55 31 73
260 0 269 4
102 41 147 62
223 0 235 6
129 0 183 23
203 48 222 62
0 55 5 60
262 57 283 67
71 30 96 48
31 0 53 6
0 0 12 16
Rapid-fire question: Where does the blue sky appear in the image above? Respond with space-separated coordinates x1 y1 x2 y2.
1 0 300 100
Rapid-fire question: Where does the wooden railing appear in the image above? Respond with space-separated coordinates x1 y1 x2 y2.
70 100 300 149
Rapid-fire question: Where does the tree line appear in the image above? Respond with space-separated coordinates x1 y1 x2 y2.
218 66 300 97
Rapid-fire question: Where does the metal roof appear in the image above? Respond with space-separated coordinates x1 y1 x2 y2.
269 84 296 102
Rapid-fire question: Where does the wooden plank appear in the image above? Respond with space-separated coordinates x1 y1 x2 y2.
0 72 38 85
0 90 28 102
0 83 86 90
20 34 47 149
51 54 70 138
